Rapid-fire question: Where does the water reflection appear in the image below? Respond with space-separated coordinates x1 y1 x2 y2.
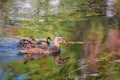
106 0 116 18
9 0 37 21
0 0 120 79
0 36 24 64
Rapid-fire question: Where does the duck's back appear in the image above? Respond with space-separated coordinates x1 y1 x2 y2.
20 46 60 59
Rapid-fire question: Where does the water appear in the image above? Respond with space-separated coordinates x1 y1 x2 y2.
0 36 26 80
106 0 116 18
0 36 72 80
0 36 24 63
0 0 120 80
0 18 119 80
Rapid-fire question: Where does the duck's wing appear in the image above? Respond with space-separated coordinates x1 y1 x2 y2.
19 46 59 56
20 48 51 59
21 44 36 49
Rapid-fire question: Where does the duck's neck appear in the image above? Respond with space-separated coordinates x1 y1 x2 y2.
46 39 49 45
53 40 60 48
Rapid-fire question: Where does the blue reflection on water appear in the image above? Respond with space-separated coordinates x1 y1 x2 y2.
0 36 26 80
14 73 29 80
0 36 24 64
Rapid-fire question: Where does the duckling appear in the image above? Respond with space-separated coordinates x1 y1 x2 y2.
17 39 30 47
22 36 37 49
21 37 51 50
29 36 36 44
17 36 36 47
20 36 69 66
37 37 52 47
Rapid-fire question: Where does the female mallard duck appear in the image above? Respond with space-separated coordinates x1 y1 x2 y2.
20 36 70 66
17 36 36 47
37 37 52 47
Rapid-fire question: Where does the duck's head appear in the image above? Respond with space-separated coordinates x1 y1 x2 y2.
24 40 30 45
17 39 30 46
54 36 68 47
29 36 36 44
47 37 52 42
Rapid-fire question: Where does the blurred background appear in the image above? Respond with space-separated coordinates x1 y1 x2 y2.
0 0 120 80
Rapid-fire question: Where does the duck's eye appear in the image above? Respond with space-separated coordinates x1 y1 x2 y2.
58 38 62 41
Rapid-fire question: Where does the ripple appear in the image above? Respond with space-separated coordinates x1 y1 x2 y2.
0 36 24 64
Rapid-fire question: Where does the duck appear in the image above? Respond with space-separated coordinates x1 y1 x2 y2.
19 36 70 66
17 36 36 47
29 36 36 44
21 37 52 49
37 37 52 47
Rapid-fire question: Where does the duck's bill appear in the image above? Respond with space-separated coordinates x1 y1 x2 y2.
63 39 69 44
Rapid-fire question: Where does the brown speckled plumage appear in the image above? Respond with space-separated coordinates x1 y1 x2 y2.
17 36 36 47
19 36 69 66
37 37 51 47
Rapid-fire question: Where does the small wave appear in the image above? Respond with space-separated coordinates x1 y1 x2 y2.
0 36 24 64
